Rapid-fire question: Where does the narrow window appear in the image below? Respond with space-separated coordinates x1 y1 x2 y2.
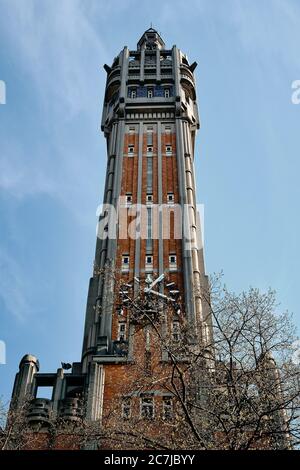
162 396 173 420
117 305 124 316
122 398 131 419
118 322 126 341
147 127 154 146
130 89 137 98
129 126 135 134
126 193 132 205
172 321 180 342
140 396 154 419
146 194 153 205
145 254 153 272
122 255 130 272
169 254 177 271
164 88 170 98
147 145 153 154
128 145 134 155
166 145 172 156
167 193 174 204
147 88 153 98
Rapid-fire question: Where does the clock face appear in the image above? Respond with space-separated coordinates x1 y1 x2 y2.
117 274 182 325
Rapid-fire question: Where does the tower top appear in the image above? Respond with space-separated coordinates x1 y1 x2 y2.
137 28 165 51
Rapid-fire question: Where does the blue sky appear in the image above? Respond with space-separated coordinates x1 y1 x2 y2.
0 0 300 403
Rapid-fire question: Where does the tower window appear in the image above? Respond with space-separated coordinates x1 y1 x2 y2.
147 88 153 98
129 126 135 134
147 127 153 145
146 255 153 264
121 398 131 419
167 193 174 204
169 254 177 271
118 322 126 341
146 194 153 204
162 396 173 420
130 89 137 99
145 255 153 272
126 193 132 205
147 146 153 155
166 145 172 156
128 145 135 155
117 305 124 316
121 255 130 272
172 321 180 341
164 88 170 98
140 396 154 419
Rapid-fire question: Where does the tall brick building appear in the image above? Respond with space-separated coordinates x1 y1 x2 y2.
11 29 211 448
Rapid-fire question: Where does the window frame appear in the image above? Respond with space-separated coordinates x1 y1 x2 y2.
118 322 127 342
140 395 154 419
169 254 177 271
128 145 135 155
166 145 172 156
126 193 133 205
172 321 180 342
147 145 153 154
167 193 175 204
145 254 153 265
162 396 173 420
121 255 130 272
146 193 153 204
121 397 131 419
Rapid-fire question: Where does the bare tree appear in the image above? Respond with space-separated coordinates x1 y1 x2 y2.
2 273 300 450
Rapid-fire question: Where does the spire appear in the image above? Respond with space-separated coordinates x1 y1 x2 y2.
137 28 165 51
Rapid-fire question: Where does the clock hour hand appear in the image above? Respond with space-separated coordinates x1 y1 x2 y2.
144 273 164 293
146 289 175 302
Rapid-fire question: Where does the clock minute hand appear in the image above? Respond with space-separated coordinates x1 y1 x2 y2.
144 273 164 293
147 289 175 302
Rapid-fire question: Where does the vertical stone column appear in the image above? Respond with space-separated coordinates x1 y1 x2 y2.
12 355 39 405
86 362 105 421
52 368 64 414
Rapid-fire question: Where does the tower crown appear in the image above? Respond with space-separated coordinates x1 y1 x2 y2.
137 27 165 50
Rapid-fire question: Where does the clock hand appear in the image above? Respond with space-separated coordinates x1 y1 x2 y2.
144 273 164 293
147 289 175 302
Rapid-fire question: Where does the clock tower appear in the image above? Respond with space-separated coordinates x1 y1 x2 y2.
11 29 212 447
